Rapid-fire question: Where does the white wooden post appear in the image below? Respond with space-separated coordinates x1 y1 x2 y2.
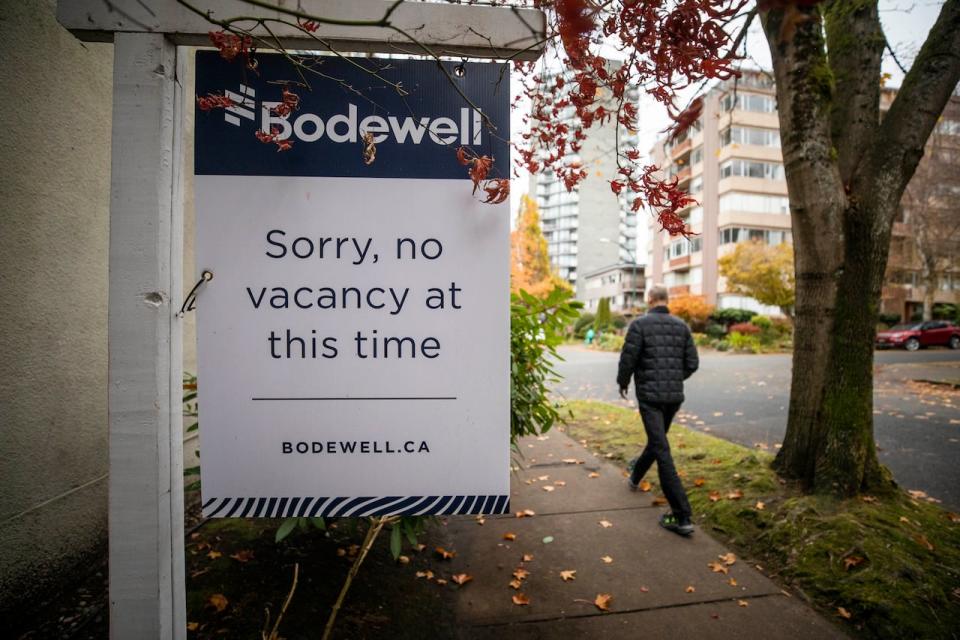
108 32 186 639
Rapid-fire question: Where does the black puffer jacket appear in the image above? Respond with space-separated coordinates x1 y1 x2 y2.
616 306 699 403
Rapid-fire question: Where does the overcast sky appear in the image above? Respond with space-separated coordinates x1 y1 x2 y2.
510 0 948 263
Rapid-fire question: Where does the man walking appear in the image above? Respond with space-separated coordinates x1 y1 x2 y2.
617 285 699 536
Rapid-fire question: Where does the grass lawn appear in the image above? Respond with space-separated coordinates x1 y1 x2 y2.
563 400 960 640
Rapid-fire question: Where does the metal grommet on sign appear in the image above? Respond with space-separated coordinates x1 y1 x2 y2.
178 270 213 318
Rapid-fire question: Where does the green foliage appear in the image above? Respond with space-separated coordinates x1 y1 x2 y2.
573 312 596 338
728 332 762 353
693 332 711 347
878 312 901 327
710 308 756 327
275 516 326 543
594 333 625 352
750 315 773 330
933 303 958 321
594 297 612 332
714 340 730 352
610 313 628 330
511 287 582 445
705 323 727 340
387 516 429 560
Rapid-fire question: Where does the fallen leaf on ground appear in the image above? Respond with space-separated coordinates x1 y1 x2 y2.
512 593 530 606
397 555 410 565
601 555 613 564
639 480 652 492
727 490 744 500
190 568 210 579
908 489 928 500
513 568 530 581
594 593 613 611
207 550 222 560
685 586 696 593
837 607 852 620
914 534 934 551
435 547 456 560
562 458 580 464
708 562 729 574
588 472 600 479
651 497 668 506
523 554 534 562
560 570 577 581
435 578 448 585
516 509 536 518
415 543 427 552
599 520 613 528
207 593 228 613
509 579 522 589
229 550 254 563
542 536 555 544
542 485 555 492
694 478 705 487
843 556 865 571
709 491 722 502
452 573 473 586
860 495 878 504
187 622 199 631
503 533 517 541
728 578 738 587
640 586 649 592
755 501 765 510
719 553 737 565
947 512 960 523
554 480 566 486
476 516 486 525
415 570 434 580
538 475 549 481
738 600 749 607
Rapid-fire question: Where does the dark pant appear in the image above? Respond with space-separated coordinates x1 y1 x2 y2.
629 400 692 521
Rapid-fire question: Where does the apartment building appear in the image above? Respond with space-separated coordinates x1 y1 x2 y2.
529 65 641 305
581 263 646 313
646 70 790 314
646 72 959 320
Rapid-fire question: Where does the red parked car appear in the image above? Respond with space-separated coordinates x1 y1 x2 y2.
876 320 960 351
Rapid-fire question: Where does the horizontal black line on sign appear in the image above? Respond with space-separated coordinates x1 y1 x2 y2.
251 396 458 401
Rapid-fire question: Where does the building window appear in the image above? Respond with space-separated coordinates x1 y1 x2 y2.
691 147 703 165
720 126 780 148
720 227 792 245
690 176 703 194
721 92 776 113
719 193 790 215
719 159 784 180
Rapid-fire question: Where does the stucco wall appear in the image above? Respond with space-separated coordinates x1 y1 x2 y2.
0 0 113 612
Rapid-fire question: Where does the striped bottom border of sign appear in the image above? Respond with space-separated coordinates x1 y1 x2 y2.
201 495 511 518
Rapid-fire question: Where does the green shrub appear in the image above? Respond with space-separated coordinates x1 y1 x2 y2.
693 332 711 347
878 312 901 327
705 323 726 340
750 315 772 330
714 340 730 352
711 308 756 327
573 312 596 338
594 298 612 332
595 333 625 352
611 313 628 330
729 332 762 353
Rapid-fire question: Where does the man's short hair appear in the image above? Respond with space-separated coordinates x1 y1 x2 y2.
648 284 669 305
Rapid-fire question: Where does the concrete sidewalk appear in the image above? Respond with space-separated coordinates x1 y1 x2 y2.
442 430 847 639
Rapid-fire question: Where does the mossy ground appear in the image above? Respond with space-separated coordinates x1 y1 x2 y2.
563 400 960 640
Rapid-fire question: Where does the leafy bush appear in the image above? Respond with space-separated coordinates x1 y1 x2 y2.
770 316 793 337
878 313 901 327
728 322 760 335
728 332 762 353
595 333 625 352
668 295 715 331
750 315 772 330
714 340 730 352
693 332 711 347
573 312 596 338
710 308 756 327
611 313 628 330
594 297 612 331
511 287 582 445
705 323 726 340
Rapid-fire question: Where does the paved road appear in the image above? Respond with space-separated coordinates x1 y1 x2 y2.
552 345 960 510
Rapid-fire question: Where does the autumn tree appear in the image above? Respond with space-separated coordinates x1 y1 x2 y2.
760 0 960 495
718 241 795 318
668 295 714 332
899 113 960 320
511 195 571 298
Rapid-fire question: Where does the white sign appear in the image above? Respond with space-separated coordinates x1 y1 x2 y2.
195 53 511 518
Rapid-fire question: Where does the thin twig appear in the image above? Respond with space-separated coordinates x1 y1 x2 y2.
263 563 299 640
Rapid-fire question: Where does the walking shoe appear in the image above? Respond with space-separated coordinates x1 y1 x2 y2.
659 512 694 536
627 478 639 492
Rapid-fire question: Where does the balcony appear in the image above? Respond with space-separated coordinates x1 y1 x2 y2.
669 256 691 269
670 138 692 159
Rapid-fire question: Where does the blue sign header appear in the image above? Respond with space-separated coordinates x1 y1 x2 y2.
195 51 510 179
